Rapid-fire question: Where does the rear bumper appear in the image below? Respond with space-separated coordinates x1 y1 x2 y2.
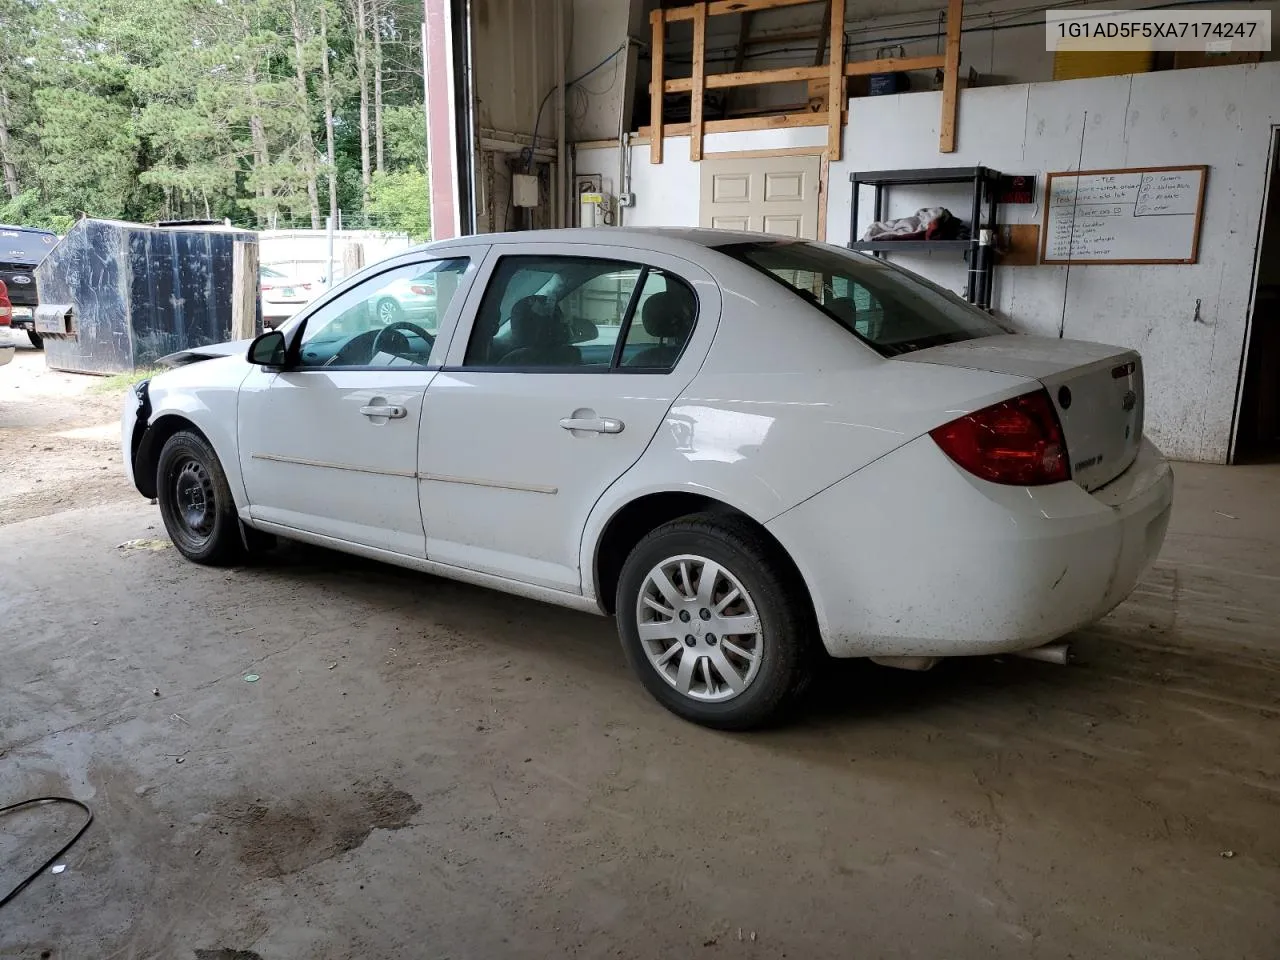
767 435 1173 658
0 343 14 366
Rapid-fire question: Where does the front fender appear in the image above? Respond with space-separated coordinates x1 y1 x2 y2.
134 356 253 508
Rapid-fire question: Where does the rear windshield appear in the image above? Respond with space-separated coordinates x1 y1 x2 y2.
716 239 1007 357
0 226 57 264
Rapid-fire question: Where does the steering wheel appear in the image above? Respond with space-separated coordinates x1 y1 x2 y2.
372 320 434 359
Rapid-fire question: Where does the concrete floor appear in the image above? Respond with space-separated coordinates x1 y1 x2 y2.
2 347 1279 959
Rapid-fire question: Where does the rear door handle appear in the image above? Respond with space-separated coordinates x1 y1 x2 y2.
560 416 624 434
360 404 407 419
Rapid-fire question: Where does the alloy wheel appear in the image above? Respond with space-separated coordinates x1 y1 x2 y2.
634 554 763 702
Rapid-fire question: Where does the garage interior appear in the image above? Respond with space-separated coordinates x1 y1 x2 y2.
4 0 1280 957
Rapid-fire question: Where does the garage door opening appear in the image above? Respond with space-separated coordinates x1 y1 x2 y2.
1236 128 1280 463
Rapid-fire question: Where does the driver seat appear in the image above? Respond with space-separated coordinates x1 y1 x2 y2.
499 296 581 367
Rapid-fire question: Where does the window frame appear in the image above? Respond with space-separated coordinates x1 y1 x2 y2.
278 253 479 372
449 253 700 375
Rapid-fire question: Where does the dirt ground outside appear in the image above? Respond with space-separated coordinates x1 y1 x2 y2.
1 337 1278 959
0 344 135 526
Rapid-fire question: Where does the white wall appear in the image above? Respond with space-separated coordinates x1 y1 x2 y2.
575 62 1280 463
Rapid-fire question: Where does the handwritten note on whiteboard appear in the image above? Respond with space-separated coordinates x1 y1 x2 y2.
1040 166 1207 264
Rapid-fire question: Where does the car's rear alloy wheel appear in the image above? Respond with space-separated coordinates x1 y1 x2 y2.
156 430 243 565
617 514 814 730
636 555 763 702
377 297 404 325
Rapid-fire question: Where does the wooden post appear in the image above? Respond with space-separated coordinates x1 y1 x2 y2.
690 3 707 161
650 9 664 164
231 240 259 339
939 0 963 153
343 242 366 278
826 0 845 161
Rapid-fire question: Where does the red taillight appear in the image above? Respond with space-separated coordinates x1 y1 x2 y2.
0 307 9 326
410 283 433 295
260 283 275 292
930 389 1070 486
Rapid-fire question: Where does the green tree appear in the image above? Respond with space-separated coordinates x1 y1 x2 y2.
365 168 428 239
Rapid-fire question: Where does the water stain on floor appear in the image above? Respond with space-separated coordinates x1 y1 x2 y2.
216 780 421 879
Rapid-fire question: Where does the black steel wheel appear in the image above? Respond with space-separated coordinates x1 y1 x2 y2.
156 430 243 565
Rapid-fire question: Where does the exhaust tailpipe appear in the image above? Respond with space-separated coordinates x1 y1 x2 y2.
1010 642 1073 665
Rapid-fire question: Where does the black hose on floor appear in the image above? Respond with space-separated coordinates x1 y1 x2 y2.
0 797 94 910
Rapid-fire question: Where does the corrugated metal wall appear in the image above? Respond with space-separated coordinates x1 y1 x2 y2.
471 0 560 137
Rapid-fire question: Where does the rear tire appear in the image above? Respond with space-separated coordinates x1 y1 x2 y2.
27 330 42 349
616 513 814 730
156 430 243 566
376 297 404 325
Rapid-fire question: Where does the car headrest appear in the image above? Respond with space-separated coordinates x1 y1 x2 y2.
509 296 568 347
641 289 696 339
827 296 858 326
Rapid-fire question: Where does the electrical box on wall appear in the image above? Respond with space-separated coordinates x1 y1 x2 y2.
579 192 615 228
512 174 539 208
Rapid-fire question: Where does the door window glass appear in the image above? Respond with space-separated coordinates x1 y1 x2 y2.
463 257 637 369
619 270 698 370
462 255 698 371
296 257 470 368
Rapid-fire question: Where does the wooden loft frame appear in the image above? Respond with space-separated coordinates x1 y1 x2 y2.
645 0 963 163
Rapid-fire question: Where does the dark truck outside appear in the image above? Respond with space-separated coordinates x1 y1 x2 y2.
0 224 58 348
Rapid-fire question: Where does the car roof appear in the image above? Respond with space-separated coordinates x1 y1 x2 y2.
407 227 778 259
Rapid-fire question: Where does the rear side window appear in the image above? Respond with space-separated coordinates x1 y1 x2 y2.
462 255 697 372
716 240 1007 357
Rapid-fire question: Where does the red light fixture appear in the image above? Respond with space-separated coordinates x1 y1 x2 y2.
930 389 1070 486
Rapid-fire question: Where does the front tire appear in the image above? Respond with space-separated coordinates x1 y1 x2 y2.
156 430 243 565
616 513 814 730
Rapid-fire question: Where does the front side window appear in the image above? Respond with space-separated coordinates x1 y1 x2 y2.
716 240 1007 357
463 255 697 371
296 257 470 368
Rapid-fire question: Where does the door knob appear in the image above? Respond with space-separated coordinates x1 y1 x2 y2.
559 416 624 434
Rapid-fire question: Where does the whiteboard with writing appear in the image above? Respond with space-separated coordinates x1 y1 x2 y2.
1039 166 1207 264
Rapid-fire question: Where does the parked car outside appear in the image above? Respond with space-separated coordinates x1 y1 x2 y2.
259 264 316 328
120 228 1173 730
373 274 438 327
0 224 58 348
0 279 14 366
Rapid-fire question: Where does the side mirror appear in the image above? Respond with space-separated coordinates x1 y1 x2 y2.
247 329 287 367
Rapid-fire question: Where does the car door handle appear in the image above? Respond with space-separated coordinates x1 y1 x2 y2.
360 404 407 419
559 416 624 434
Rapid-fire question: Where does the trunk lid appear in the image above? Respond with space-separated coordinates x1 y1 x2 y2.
901 334 1144 492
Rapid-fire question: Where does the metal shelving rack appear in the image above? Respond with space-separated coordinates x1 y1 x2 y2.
847 166 1001 308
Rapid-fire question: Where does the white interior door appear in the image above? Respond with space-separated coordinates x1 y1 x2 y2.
699 154 822 239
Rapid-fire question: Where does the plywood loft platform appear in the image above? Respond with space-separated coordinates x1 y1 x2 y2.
642 0 964 163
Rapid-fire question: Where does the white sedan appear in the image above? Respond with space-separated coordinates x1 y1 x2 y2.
121 228 1173 729
259 264 317 327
